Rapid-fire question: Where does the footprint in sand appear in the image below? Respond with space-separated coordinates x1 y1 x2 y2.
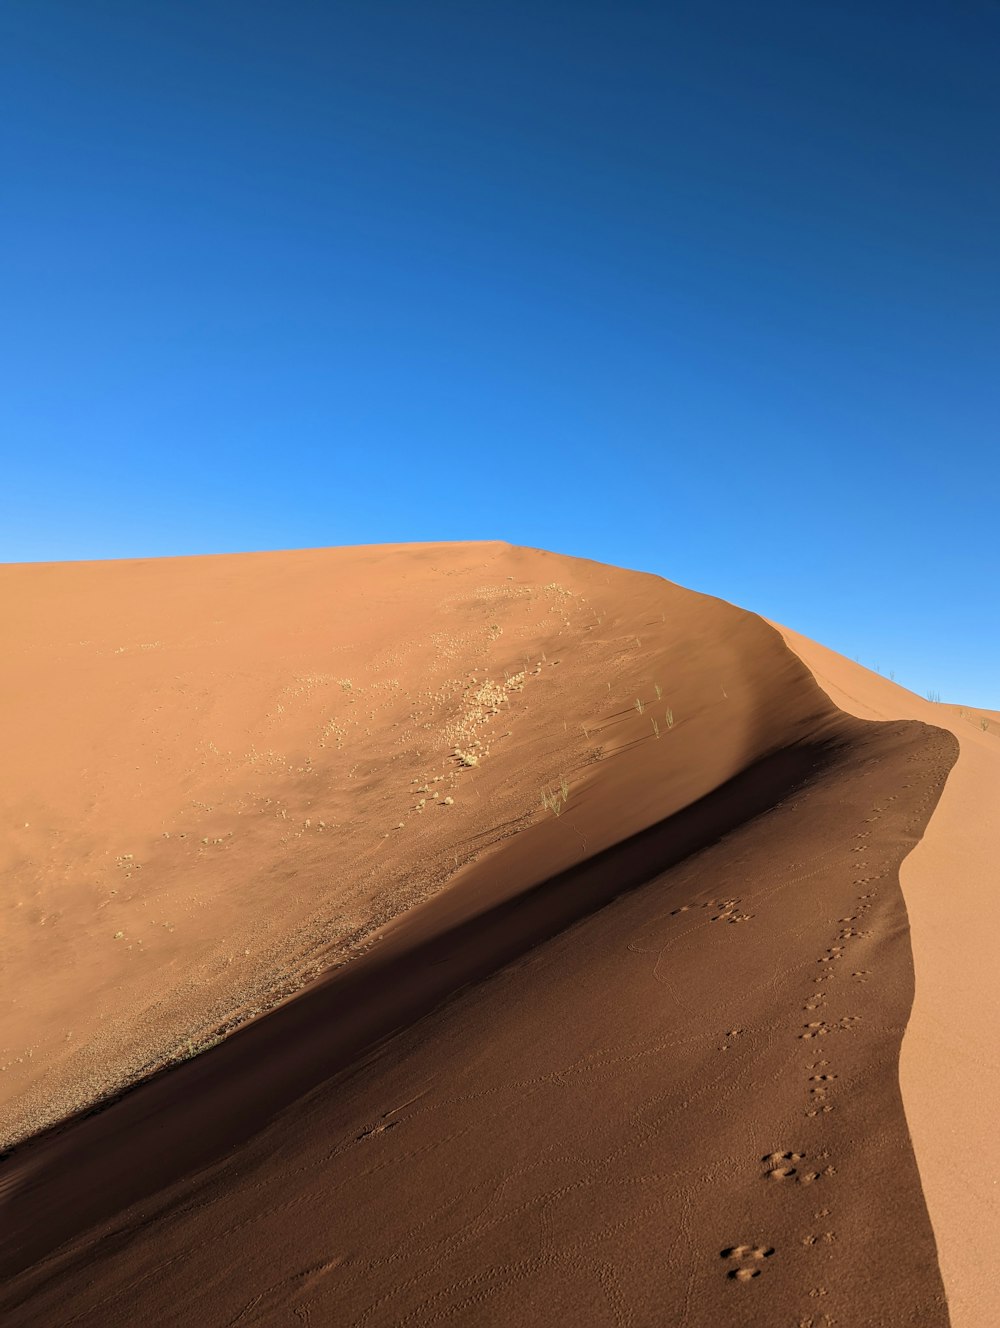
763 1153 834 1184
710 899 751 923
764 1151 803 1180
720 1245 774 1280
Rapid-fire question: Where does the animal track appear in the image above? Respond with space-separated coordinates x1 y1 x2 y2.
801 1006 861 1041
764 1151 803 1181
768 1166 800 1182
721 1243 775 1281
710 898 755 924
762 1152 834 1184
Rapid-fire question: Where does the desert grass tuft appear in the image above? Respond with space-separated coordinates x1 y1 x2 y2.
542 776 571 817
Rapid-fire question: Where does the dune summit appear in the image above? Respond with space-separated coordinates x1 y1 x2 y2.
0 541 985 1325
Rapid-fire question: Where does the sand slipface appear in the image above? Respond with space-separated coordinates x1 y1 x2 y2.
0 543 960 1325
774 624 1000 1328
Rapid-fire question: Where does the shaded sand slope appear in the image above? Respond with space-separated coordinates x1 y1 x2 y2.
774 625 1000 1328
1 542 831 1147
1 546 958 1325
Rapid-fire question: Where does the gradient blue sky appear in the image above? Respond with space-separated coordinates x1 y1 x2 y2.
3 2 997 704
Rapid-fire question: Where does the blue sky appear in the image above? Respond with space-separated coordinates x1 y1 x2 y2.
2 2 997 704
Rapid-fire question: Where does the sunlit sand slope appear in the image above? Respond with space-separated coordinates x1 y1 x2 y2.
0 541 829 1146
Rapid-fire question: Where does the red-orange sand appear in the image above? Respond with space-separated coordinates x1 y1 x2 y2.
0 542 981 1325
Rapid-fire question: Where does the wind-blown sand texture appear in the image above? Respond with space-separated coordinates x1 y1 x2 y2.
0 543 973 1325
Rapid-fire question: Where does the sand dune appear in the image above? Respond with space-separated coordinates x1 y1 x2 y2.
0 544 973 1325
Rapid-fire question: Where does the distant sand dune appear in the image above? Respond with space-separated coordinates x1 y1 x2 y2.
0 544 969 1325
